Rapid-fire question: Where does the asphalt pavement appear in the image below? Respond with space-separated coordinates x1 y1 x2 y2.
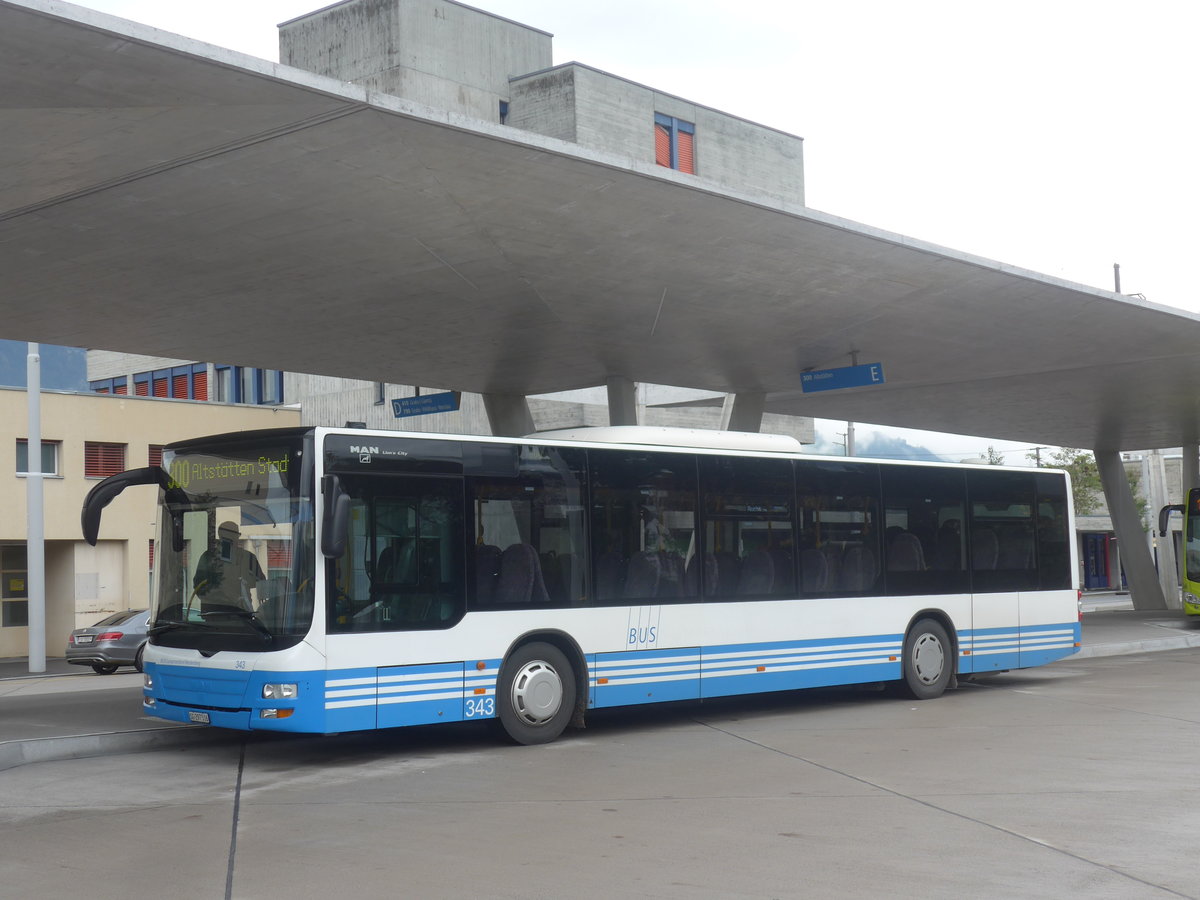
2 601 1198 772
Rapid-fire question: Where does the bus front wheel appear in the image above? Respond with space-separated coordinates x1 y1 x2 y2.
496 642 575 745
899 619 952 700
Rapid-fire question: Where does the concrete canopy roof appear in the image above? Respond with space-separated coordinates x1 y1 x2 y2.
3 0 1200 452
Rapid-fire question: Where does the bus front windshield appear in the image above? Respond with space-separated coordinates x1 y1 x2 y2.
152 436 315 653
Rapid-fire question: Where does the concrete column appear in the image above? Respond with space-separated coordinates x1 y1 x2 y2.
1145 450 1178 605
481 393 534 437
1184 443 1199 497
1096 449 1167 610
606 376 638 426
720 392 765 433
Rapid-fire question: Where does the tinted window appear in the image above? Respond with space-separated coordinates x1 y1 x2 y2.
882 466 968 595
795 461 882 596
94 609 147 627
589 449 698 603
699 455 795 598
1034 472 1072 589
967 470 1037 592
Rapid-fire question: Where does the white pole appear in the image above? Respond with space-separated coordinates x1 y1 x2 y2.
26 343 46 673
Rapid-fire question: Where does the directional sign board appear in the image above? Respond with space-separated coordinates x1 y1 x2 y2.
392 391 461 418
800 362 885 394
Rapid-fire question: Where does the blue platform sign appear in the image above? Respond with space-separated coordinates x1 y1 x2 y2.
800 362 885 393
392 391 461 418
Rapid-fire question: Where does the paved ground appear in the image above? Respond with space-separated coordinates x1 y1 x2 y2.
2 605 1199 898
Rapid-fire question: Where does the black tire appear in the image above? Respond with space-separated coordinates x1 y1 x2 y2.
135 643 146 674
495 642 575 745
91 664 119 675
899 618 952 700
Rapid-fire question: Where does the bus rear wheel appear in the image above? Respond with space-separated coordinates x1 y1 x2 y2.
496 642 575 745
899 619 952 700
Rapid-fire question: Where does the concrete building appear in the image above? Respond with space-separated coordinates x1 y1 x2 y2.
91 0 809 441
0 388 299 658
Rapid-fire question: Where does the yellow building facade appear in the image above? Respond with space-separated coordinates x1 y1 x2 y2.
1 388 299 658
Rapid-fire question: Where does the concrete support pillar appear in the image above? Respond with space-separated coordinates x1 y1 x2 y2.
1184 443 1199 497
482 393 534 437
1096 449 1167 610
606 376 638 426
720 392 765 433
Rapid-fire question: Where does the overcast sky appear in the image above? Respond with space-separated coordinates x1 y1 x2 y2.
74 0 1200 459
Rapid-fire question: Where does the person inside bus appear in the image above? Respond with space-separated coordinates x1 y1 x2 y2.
193 520 265 612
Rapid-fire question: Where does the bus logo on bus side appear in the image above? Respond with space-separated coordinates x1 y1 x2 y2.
627 607 661 649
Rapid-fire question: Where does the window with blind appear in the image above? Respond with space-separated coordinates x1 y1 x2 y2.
133 365 208 400
84 442 126 478
90 378 127 395
653 113 696 175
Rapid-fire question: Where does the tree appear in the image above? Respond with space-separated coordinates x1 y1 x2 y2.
1028 447 1102 515
986 445 1005 465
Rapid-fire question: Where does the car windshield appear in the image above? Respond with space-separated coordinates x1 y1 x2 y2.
152 434 315 653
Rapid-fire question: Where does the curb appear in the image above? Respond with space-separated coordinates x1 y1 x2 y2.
0 725 235 772
1074 634 1200 659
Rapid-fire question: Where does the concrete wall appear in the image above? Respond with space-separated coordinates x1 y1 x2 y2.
510 63 805 206
279 0 552 122
0 389 300 657
86 350 193 382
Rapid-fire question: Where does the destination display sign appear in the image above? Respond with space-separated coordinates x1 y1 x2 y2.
800 362 885 393
391 391 461 418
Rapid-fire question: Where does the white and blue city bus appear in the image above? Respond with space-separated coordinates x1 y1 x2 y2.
82 425 1080 745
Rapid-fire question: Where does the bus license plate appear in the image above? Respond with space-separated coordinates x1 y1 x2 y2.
188 711 211 724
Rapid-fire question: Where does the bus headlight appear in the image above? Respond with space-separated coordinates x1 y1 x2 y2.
143 673 153 689
1184 592 1200 609
262 683 298 700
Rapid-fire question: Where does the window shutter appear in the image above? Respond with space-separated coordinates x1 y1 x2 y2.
172 374 188 398
148 445 164 468
153 376 168 398
654 123 671 168
134 379 149 397
85 442 126 478
114 382 128 396
677 130 695 174
193 370 208 401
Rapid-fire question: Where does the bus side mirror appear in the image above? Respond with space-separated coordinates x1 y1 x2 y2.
321 475 350 558
82 467 174 546
1158 504 1184 537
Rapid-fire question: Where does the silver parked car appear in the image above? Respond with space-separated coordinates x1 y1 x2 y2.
65 609 150 674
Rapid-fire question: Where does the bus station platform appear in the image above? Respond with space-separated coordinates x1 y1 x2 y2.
2 602 1198 772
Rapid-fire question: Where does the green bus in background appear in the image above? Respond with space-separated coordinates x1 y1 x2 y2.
1161 488 1200 616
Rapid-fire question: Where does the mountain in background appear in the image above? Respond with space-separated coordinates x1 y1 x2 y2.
807 430 947 463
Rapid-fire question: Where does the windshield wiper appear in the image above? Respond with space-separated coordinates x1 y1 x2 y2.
198 609 274 644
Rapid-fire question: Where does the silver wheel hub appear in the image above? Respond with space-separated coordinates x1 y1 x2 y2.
510 660 563 726
911 633 945 685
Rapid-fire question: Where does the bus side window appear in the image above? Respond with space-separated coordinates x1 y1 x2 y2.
967 470 1037 592
699 455 795 600
467 444 587 609
588 448 697 604
795 461 882 598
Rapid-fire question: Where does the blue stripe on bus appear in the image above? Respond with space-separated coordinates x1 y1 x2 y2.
958 622 1080 673
148 623 1080 732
